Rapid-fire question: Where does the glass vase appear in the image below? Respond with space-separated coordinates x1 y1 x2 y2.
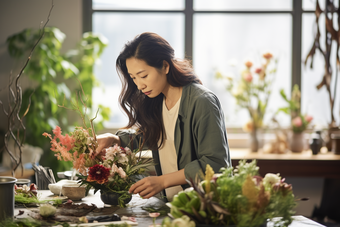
249 129 262 152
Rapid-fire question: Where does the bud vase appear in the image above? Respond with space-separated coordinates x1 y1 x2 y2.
290 132 305 153
249 129 262 152
100 190 132 206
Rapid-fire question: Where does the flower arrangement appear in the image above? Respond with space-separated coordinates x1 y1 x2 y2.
43 125 154 207
216 52 278 133
277 84 313 133
43 87 154 207
168 160 296 227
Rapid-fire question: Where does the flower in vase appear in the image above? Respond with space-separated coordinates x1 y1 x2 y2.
292 116 303 128
215 52 278 134
43 125 155 207
87 164 111 184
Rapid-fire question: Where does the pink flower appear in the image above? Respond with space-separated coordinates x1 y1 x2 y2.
305 115 313 123
118 167 127 179
292 117 302 127
243 73 253 82
255 68 262 74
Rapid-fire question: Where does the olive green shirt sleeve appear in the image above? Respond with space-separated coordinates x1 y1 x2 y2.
180 90 231 181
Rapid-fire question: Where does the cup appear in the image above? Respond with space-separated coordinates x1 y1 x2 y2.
0 177 17 221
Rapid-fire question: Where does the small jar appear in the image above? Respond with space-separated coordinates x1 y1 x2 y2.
309 133 322 155
331 133 340 155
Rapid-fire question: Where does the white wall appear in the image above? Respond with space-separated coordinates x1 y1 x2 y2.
0 0 82 132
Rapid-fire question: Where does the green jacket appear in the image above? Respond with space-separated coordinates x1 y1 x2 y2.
116 82 231 189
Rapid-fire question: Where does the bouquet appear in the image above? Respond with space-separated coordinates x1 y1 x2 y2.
43 125 154 207
169 160 296 227
216 53 277 132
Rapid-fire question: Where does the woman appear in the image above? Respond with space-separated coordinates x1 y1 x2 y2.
97 32 231 201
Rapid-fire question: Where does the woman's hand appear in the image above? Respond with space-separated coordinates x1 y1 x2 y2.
128 176 165 199
96 133 121 152
128 169 187 199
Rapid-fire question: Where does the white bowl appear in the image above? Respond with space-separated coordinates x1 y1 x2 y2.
48 180 79 195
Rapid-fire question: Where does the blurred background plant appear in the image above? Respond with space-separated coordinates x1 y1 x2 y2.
6 27 110 174
216 52 278 151
277 84 313 134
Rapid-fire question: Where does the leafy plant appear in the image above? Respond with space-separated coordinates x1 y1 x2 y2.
6 27 110 172
169 160 296 227
277 85 313 133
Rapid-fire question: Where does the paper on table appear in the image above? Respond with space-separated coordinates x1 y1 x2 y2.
69 220 137 226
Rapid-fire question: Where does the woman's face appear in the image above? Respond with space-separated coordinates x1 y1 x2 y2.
126 57 169 98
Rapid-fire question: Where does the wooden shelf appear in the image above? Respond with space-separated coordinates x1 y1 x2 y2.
231 148 340 178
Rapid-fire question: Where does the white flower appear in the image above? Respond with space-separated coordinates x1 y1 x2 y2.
117 167 127 179
125 147 132 155
263 173 281 187
104 144 120 161
118 153 128 164
111 163 119 176
172 215 195 227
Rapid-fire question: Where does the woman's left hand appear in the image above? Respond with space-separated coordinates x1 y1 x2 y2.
128 176 165 199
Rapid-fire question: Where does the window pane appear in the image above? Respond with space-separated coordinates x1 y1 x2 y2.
302 13 339 128
93 0 184 10
92 13 184 128
194 14 292 128
194 0 292 11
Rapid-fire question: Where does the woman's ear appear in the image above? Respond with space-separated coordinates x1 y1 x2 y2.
163 60 170 74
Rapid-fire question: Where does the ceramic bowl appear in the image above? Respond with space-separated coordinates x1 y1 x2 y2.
61 183 86 200
16 179 31 187
48 180 78 195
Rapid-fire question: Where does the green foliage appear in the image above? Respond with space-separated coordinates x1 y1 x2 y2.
6 27 110 173
169 160 296 227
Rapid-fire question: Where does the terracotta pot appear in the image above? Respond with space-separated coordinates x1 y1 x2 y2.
290 132 305 153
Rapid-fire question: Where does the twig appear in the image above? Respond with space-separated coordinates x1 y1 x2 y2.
1 0 54 176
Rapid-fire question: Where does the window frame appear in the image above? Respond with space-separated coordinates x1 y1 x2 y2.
83 0 315 133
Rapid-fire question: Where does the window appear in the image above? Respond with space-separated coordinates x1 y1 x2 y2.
89 0 331 131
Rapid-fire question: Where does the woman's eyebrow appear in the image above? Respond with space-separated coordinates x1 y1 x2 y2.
129 70 146 76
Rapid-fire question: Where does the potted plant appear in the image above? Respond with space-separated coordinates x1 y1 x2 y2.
277 85 313 153
6 27 110 173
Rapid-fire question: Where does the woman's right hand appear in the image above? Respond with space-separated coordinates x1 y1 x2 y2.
96 133 121 153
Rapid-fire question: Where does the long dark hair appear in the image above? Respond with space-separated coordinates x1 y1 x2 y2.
116 32 202 150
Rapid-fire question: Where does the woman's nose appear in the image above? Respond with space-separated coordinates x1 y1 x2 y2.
135 79 145 91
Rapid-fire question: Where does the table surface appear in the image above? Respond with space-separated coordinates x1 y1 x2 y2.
14 190 325 227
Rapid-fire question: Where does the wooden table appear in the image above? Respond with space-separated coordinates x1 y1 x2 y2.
14 190 325 226
230 148 340 178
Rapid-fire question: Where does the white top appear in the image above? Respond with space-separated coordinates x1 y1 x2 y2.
158 96 183 201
